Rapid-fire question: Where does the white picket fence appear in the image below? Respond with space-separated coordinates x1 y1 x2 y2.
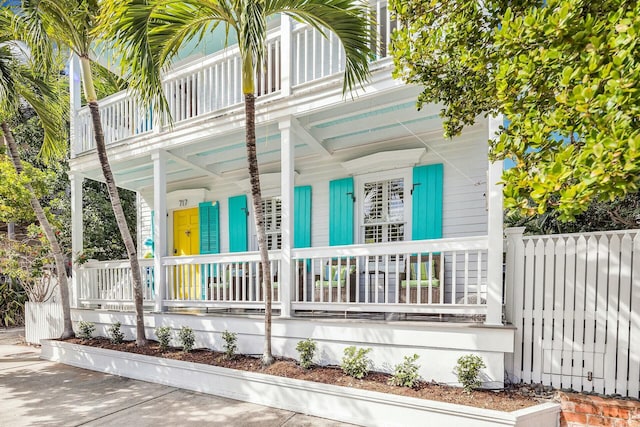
505 228 640 398
25 302 64 345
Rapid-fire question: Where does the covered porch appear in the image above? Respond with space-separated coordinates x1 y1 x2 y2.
67 8 504 325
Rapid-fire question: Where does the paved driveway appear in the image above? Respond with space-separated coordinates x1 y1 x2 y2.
0 328 355 427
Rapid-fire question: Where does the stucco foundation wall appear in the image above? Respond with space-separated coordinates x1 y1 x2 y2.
72 309 513 387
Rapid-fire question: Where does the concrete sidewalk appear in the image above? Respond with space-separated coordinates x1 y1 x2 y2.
0 328 354 427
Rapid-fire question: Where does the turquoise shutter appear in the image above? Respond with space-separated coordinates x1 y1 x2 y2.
329 178 354 246
228 195 248 252
412 164 443 240
294 186 312 248
199 201 220 254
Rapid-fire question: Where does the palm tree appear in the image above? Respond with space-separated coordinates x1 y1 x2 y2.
0 8 74 338
100 0 374 364
26 0 148 345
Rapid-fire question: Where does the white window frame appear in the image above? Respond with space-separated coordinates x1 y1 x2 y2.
354 168 412 245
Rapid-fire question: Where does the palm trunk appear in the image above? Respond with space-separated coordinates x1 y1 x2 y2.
81 57 147 346
1 122 74 338
244 93 274 366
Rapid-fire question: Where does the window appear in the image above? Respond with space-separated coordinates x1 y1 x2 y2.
262 197 282 250
360 176 406 244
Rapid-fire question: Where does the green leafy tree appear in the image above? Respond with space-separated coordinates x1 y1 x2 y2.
100 0 374 365
391 0 640 220
0 8 74 337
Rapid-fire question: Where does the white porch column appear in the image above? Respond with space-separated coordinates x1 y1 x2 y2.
70 172 83 308
152 151 167 312
280 14 292 97
69 54 82 158
485 115 505 326
279 118 294 318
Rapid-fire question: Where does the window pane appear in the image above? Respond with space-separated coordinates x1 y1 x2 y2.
361 177 405 243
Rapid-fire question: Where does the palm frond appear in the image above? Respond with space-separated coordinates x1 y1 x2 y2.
14 65 67 162
266 0 374 93
97 0 235 121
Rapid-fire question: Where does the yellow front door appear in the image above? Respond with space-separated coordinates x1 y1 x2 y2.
173 207 200 299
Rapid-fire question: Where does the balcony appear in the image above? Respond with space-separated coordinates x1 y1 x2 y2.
72 2 398 156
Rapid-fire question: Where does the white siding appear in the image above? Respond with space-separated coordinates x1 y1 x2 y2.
136 124 488 254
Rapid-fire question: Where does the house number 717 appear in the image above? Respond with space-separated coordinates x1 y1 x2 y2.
179 199 188 207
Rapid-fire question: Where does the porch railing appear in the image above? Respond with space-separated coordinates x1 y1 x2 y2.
76 236 489 318
72 0 396 155
78 259 154 307
161 252 281 309
292 237 488 314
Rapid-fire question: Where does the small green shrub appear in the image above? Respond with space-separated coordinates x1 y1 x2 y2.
341 346 372 379
107 322 125 344
222 330 237 359
178 326 195 353
454 354 486 393
389 354 421 388
77 321 95 340
155 326 172 351
296 338 317 369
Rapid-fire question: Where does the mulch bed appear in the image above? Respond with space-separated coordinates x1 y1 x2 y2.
63 337 544 412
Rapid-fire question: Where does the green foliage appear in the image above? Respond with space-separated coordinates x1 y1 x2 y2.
107 322 125 344
0 155 56 224
155 326 171 351
341 346 372 379
76 180 137 261
0 275 26 327
296 338 317 369
391 0 640 221
507 192 640 234
388 354 421 388
221 330 237 359
0 229 58 302
77 321 95 340
454 354 486 393
178 326 195 353
0 224 56 302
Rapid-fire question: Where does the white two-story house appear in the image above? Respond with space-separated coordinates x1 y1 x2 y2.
67 1 512 386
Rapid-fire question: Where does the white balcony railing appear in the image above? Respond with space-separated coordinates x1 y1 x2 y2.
73 1 397 154
76 236 489 318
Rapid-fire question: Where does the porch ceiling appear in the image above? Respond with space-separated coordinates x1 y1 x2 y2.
78 86 447 193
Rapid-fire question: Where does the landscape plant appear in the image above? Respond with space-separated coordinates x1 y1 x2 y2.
296 338 317 369
155 326 171 351
178 326 195 353
454 354 486 393
222 330 237 359
341 346 372 379
388 354 421 388
77 321 95 341
0 228 58 303
108 322 125 344
0 274 26 327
